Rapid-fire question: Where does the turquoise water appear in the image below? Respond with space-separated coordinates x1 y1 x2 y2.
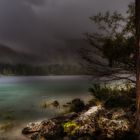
0 76 91 139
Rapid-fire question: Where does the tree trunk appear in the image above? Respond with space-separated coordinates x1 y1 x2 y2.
136 0 140 138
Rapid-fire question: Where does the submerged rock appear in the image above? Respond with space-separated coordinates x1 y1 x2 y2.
63 98 85 113
70 99 85 113
0 121 14 133
51 100 60 108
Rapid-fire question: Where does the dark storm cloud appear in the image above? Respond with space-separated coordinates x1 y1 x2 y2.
24 0 46 5
0 0 133 56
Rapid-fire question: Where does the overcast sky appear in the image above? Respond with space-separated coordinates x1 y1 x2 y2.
0 0 133 57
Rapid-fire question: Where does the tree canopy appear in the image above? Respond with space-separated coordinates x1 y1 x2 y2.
81 2 135 76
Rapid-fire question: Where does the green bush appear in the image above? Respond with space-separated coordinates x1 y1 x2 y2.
89 82 135 108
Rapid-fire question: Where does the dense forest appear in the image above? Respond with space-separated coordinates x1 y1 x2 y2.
0 63 84 75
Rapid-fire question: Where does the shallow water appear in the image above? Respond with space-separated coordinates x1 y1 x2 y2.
0 76 92 139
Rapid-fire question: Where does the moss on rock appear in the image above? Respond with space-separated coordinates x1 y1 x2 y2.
63 121 81 136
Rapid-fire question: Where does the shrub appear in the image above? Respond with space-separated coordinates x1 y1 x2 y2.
89 82 135 108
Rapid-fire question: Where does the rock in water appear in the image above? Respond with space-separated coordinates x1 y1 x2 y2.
51 100 60 108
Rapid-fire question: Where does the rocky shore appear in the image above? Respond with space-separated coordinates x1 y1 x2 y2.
22 104 136 140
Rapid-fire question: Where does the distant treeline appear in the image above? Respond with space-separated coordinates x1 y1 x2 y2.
0 63 85 75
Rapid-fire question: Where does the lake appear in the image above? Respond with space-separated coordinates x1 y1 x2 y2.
0 76 92 140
